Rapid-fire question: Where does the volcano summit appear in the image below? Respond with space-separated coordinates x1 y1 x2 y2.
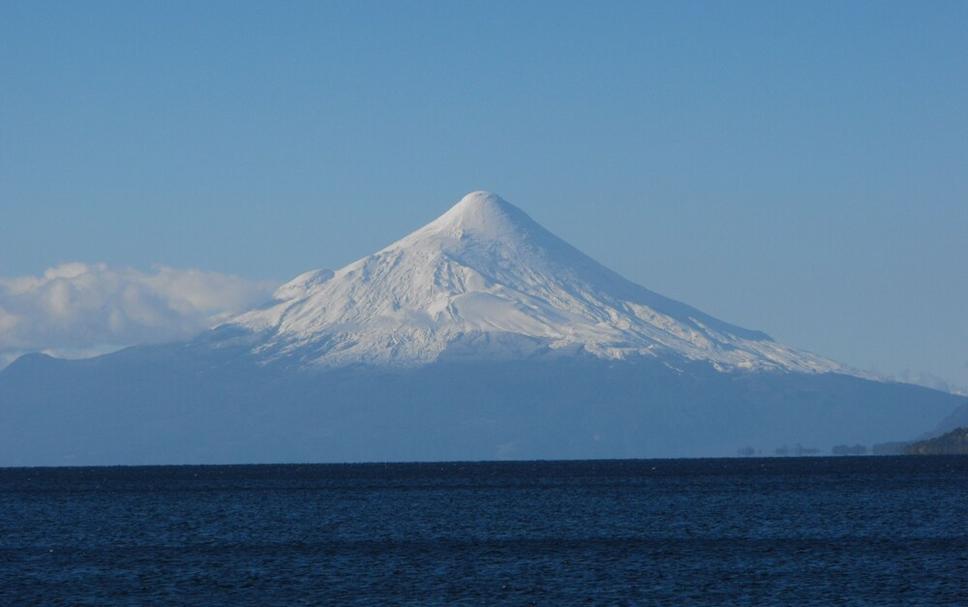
0 193 963 464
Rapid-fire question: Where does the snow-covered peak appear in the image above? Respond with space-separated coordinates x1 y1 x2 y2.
424 190 527 237
385 190 547 256
221 192 843 374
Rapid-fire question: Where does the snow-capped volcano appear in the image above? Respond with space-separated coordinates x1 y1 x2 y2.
224 191 840 372
6 191 963 465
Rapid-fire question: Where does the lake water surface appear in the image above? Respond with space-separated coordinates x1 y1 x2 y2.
2 456 966 605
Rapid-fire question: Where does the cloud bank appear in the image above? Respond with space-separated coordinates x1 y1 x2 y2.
0 263 276 368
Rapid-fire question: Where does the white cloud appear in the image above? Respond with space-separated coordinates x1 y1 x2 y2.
0 262 276 368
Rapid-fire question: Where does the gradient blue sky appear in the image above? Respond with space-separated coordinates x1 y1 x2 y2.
2 1 966 387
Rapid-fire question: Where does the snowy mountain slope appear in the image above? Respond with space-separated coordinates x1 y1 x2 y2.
222 192 841 373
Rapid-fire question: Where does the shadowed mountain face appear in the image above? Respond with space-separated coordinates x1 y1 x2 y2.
1 192 964 465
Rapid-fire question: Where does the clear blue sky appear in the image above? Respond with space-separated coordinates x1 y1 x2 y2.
2 1 966 387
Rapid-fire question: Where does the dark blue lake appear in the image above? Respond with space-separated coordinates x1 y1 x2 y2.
2 456 967 605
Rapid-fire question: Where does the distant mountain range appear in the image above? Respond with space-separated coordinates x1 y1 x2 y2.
1 192 964 465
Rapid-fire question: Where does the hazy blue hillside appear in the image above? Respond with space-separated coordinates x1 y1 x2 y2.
932 402 968 435
1 346 962 466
